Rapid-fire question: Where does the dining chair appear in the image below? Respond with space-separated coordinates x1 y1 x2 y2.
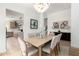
42 34 62 56
17 36 38 56
56 34 62 53
49 32 55 36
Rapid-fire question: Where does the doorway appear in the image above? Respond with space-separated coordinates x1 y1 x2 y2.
44 18 48 35
6 9 24 55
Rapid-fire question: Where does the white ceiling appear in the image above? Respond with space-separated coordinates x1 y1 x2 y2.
6 3 71 16
21 3 71 15
44 3 71 15
6 9 23 16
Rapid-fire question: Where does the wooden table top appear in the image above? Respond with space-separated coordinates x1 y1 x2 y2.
26 36 52 48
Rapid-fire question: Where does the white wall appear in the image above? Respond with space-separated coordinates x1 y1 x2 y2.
23 7 40 40
47 9 71 34
0 5 6 53
71 3 79 48
0 4 40 52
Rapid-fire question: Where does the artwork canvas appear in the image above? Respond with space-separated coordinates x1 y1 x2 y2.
53 22 59 29
52 20 70 30
30 19 38 29
60 21 70 29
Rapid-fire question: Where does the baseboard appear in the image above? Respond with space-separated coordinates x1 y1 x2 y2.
69 47 79 56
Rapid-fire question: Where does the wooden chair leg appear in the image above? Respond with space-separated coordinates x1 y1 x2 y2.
54 45 59 56
50 49 55 56
50 45 59 56
57 42 60 52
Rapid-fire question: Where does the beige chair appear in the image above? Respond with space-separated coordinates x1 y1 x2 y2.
42 34 62 56
18 37 38 56
56 34 62 53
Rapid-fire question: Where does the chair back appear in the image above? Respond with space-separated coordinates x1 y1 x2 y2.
18 37 27 56
50 36 58 49
50 34 62 49
48 32 55 40
57 34 62 43
49 32 55 36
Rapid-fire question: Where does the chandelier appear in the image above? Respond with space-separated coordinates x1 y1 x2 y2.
33 3 50 13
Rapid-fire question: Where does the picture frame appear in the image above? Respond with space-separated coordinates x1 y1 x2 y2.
60 21 70 29
30 19 38 29
52 22 59 29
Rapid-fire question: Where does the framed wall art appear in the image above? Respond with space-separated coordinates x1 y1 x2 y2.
60 21 70 29
30 19 38 29
52 22 59 29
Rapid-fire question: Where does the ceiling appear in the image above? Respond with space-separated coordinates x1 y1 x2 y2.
23 3 71 14
6 9 23 16
6 3 71 16
22 3 71 15
44 3 71 15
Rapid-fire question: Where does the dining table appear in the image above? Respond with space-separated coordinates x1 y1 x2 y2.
26 36 52 56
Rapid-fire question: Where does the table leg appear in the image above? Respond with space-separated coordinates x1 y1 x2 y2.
38 46 42 56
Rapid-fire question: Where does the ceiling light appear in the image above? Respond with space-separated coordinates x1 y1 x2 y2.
33 3 50 13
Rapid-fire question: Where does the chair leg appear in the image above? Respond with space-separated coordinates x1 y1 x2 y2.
57 42 60 53
50 49 55 56
50 45 59 56
54 45 59 56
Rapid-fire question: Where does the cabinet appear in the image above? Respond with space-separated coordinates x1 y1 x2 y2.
54 32 71 41
6 32 13 38
10 21 16 29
